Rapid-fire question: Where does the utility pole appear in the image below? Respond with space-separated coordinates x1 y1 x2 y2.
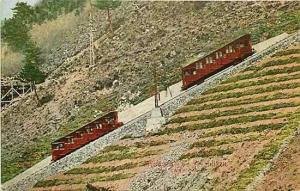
89 2 95 66
151 62 161 108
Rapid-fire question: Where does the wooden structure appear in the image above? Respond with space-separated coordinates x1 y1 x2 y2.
182 34 254 90
51 111 123 161
1 79 32 107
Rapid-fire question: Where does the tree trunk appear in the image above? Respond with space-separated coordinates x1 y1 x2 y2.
32 81 41 106
107 8 113 33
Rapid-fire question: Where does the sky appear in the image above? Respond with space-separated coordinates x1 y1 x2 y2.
0 0 40 21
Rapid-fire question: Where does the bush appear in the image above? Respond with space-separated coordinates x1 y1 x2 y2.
85 149 160 164
170 102 299 124
222 65 300 85
188 82 300 105
178 92 300 113
153 113 284 136
66 161 148 175
190 135 262 149
40 93 55 105
34 173 134 187
271 49 300 57
180 148 234 160
204 72 300 95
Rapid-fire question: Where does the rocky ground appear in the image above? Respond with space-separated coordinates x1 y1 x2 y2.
1 1 300 183
31 46 300 190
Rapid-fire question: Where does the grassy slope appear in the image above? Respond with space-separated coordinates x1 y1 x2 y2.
2 1 300 184
33 47 300 190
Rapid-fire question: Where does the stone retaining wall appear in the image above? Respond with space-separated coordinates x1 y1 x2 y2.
3 30 299 191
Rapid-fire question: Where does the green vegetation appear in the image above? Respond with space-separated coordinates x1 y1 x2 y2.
66 161 148 175
1 1 86 51
188 82 300 105
170 102 299 124
1 95 116 183
102 144 128 152
134 140 170 148
85 149 160 164
244 57 300 72
179 92 300 113
221 65 300 85
180 148 234 160
34 172 134 187
153 113 285 136
97 139 169 154
249 10 300 44
190 134 263 149
229 110 300 190
203 123 286 138
1 136 51 183
204 72 300 95
271 49 300 57
19 41 46 105
40 93 55 105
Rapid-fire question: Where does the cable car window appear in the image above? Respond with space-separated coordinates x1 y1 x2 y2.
216 52 219 59
229 46 233 53
205 57 209 64
196 62 203 69
219 51 223 58
240 43 245 48
193 70 197 75
209 57 213 63
185 71 190 76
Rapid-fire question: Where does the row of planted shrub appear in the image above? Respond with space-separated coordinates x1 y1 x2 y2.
102 140 170 152
34 173 134 187
178 91 300 113
180 148 234 160
66 161 149 175
153 112 288 136
188 82 300 105
244 56 300 72
271 48 300 58
170 102 300 124
85 149 160 164
190 134 264 149
222 63 300 84
203 72 300 95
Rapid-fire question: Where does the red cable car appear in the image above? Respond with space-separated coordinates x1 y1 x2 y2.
51 111 123 161
182 34 254 90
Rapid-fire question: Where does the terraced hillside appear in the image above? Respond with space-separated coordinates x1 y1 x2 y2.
2 1 300 184
32 46 300 190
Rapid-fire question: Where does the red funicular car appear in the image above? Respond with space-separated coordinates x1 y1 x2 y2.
51 111 123 161
182 34 254 90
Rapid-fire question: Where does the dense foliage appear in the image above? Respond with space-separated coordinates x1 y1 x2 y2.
1 0 86 52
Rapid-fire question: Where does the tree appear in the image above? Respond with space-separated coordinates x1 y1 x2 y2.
19 42 46 105
1 2 35 52
94 0 121 33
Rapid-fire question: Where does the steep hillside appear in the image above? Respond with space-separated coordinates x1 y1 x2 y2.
1 1 300 183
32 46 300 190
